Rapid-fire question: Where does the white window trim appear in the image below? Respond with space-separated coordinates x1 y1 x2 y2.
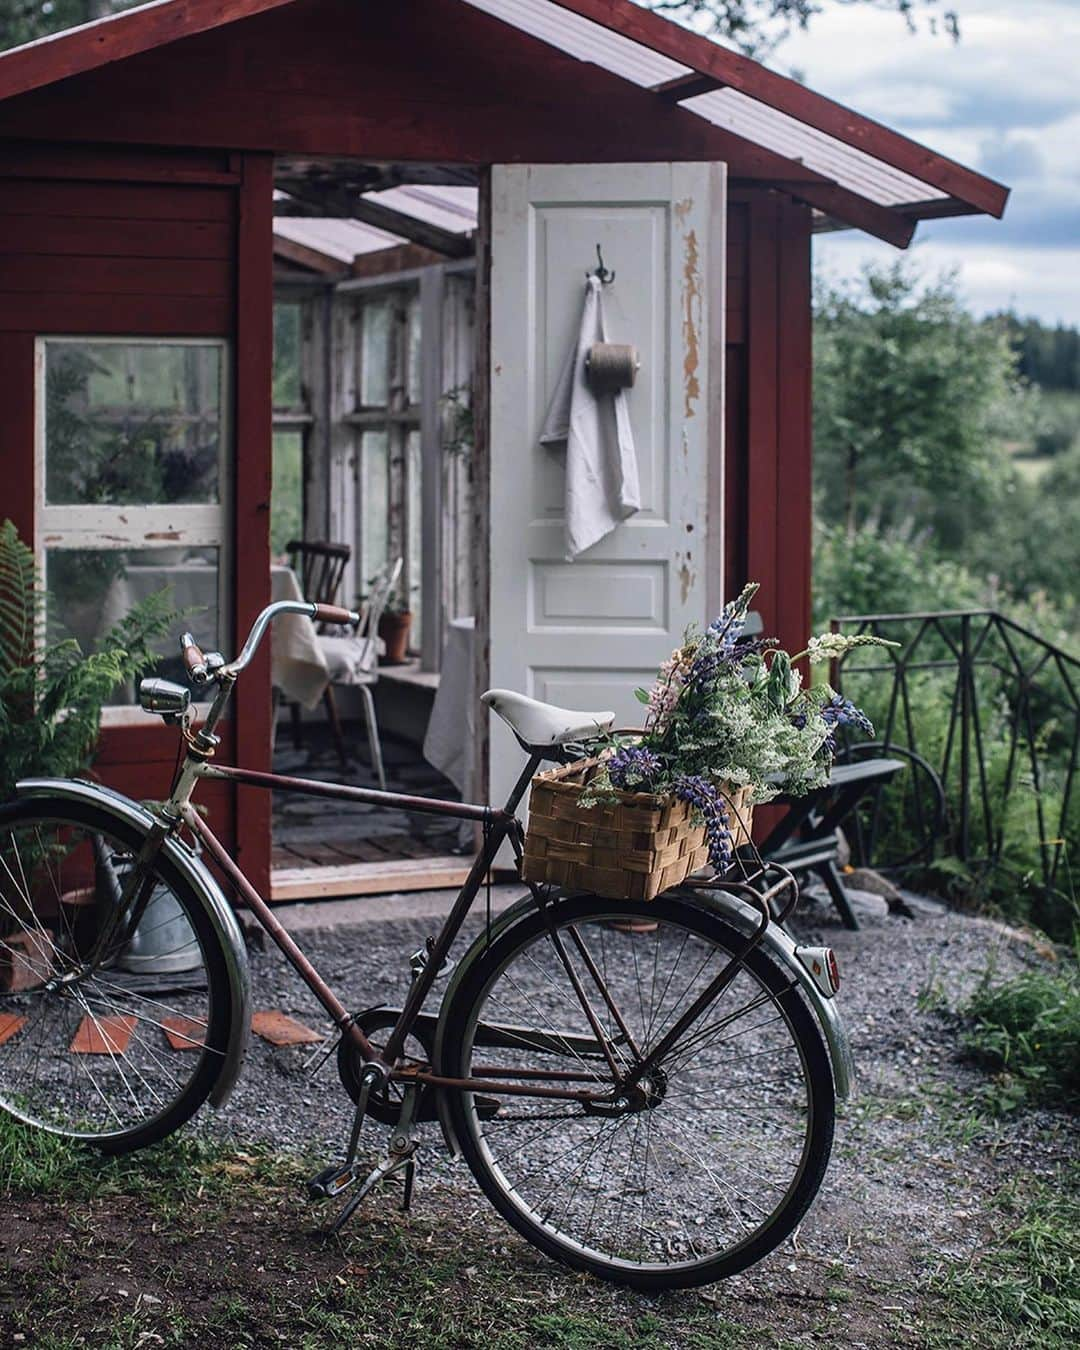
34 336 232 724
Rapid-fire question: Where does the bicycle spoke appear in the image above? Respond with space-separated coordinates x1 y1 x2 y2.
451 903 832 1280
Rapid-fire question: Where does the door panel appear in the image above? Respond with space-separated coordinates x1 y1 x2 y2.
488 161 726 811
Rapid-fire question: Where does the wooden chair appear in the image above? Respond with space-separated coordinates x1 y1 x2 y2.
284 539 353 767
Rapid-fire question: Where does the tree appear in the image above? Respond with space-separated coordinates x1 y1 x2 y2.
0 0 960 55
0 0 138 51
645 1 959 57
813 263 1025 547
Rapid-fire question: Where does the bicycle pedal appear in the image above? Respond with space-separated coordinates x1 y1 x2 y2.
476 1094 502 1120
306 1162 356 1199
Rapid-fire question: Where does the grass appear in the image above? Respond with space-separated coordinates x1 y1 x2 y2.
0 1115 750 1350
924 1169 1080 1348
961 944 1080 1114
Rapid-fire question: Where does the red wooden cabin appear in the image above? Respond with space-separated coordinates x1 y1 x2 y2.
0 0 1007 897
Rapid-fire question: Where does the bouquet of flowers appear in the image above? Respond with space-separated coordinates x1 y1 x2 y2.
582 583 895 873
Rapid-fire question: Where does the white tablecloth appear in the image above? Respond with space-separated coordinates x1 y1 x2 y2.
423 617 476 797
269 564 331 708
103 561 330 708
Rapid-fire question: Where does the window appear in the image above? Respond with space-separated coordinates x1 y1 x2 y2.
37 337 230 710
348 290 423 648
271 300 310 557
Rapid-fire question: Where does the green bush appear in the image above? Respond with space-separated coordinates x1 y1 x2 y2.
813 519 986 628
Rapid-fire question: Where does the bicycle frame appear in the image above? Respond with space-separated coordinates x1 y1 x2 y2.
131 598 809 1109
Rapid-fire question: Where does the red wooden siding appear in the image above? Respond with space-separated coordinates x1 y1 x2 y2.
0 144 247 858
724 189 812 660
231 151 274 897
0 0 823 182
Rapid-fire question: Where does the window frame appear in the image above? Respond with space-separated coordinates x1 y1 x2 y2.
34 334 232 725
346 285 423 647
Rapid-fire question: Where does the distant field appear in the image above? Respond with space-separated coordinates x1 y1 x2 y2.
1010 387 1080 482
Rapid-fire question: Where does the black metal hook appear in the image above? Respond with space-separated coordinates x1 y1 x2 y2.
588 243 615 285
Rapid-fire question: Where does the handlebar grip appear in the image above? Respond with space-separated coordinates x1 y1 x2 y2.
312 603 360 626
181 632 209 685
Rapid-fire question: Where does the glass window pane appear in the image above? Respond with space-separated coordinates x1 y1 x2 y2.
44 341 223 507
407 428 422 651
271 431 304 558
360 430 390 589
273 302 302 409
45 545 222 705
359 300 390 407
406 292 422 407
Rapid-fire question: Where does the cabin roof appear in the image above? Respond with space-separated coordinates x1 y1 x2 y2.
0 0 1008 247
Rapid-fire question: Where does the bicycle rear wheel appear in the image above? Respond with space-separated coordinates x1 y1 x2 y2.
440 894 834 1290
0 798 234 1153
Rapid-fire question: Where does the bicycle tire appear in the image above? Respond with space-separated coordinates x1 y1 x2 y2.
0 796 236 1154
440 893 835 1290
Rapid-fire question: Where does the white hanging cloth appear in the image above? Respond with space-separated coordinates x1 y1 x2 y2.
539 276 641 560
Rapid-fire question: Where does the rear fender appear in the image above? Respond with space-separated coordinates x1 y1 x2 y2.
14 777 251 1108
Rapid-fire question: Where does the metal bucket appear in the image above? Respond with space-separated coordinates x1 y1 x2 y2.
118 882 203 975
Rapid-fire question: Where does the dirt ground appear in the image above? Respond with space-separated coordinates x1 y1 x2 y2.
2 887 1077 1349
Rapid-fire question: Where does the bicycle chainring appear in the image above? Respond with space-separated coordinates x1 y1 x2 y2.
336 1008 439 1124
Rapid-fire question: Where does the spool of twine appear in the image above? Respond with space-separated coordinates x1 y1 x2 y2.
584 342 639 393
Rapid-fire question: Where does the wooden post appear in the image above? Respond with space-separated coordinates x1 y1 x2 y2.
471 169 492 810
233 151 274 896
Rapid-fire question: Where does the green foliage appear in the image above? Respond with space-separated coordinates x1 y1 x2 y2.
929 1168 1080 1344
994 311 1080 394
0 0 961 57
813 517 986 627
0 519 175 800
586 583 886 832
962 951 1080 1113
645 1 958 57
814 263 1026 543
270 431 304 557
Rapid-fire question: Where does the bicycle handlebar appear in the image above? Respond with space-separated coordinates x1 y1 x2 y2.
180 632 209 686
184 598 362 687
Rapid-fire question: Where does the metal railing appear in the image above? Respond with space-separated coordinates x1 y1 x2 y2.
829 610 1079 900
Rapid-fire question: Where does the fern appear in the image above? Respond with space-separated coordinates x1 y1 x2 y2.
0 519 177 800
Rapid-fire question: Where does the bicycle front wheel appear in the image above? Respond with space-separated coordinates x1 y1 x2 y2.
441 895 834 1290
0 798 235 1153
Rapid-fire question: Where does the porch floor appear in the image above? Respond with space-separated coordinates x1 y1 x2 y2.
270 722 466 872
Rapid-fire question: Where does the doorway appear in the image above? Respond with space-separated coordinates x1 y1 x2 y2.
267 162 482 899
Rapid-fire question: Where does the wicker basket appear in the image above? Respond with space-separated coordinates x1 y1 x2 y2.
522 757 754 902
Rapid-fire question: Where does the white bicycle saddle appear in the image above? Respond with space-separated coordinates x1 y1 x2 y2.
481 689 615 748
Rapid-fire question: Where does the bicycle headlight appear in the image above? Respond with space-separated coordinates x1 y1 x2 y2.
139 678 191 719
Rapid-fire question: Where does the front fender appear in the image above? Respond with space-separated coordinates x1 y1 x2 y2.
431 886 855 1158
670 883 856 1101
15 777 251 1108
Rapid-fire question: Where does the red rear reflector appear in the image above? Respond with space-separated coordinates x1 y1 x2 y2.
826 949 841 993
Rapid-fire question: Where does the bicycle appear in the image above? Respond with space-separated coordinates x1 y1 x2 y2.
0 598 854 1291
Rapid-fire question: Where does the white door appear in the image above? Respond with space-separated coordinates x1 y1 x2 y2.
487 162 726 811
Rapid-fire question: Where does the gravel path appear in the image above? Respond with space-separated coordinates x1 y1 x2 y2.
199 881 1076 1331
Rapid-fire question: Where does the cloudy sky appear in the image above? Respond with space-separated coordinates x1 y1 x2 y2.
774 0 1080 324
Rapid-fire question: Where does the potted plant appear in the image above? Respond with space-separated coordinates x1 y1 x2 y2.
377 586 414 664
522 582 895 900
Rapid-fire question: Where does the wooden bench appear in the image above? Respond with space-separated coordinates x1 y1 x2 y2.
757 758 906 929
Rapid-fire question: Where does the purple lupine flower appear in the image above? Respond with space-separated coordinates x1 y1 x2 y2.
685 640 727 693
706 586 758 662
820 692 874 752
607 745 663 792
674 774 733 871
